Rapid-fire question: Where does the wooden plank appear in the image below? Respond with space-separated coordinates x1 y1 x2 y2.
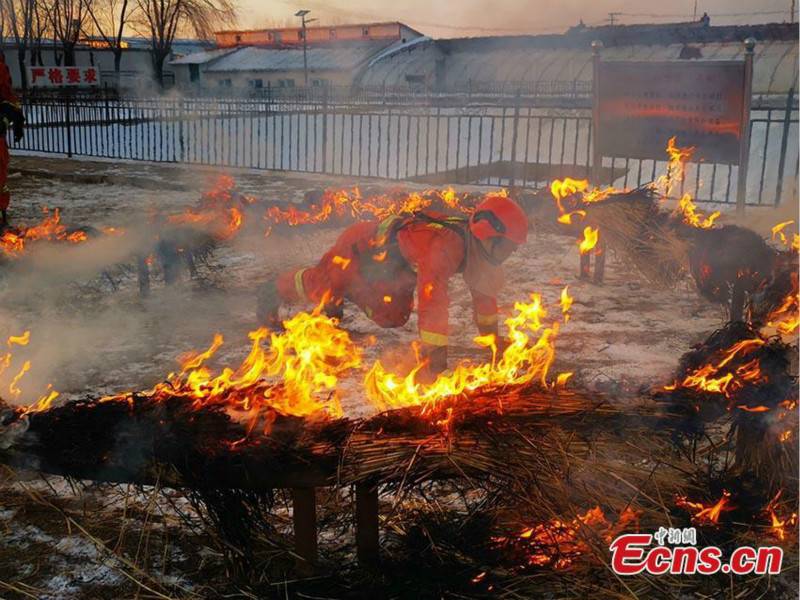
292 487 318 566
355 483 379 567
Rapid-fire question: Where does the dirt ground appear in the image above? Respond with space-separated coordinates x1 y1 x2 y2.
0 156 791 598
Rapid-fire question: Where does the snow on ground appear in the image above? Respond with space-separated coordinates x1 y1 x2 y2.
0 157 771 597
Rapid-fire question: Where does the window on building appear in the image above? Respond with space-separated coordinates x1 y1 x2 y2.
298 30 304 40
362 27 369 36
248 78 263 89
329 29 337 39
218 79 232 88
235 34 242 44
189 64 200 82
278 79 295 88
311 78 327 87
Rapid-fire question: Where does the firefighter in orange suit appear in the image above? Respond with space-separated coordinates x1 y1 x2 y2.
0 53 24 225
257 193 529 379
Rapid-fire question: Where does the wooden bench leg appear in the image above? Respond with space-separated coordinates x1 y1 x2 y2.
593 242 606 284
292 487 317 567
730 280 746 322
355 483 379 568
579 253 591 279
136 255 150 297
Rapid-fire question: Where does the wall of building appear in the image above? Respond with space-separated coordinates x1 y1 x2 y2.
2 45 182 91
196 68 352 90
215 22 418 48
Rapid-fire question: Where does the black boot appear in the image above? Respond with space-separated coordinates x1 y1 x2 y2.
256 279 282 327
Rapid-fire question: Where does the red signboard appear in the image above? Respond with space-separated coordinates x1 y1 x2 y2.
595 60 748 164
28 67 101 88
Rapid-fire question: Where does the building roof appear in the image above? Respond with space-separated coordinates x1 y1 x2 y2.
170 47 238 65
358 23 799 96
216 21 423 37
196 41 396 73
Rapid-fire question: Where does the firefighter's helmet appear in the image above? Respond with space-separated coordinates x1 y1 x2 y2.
469 194 528 245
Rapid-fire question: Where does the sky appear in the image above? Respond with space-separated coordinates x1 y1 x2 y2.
231 0 796 37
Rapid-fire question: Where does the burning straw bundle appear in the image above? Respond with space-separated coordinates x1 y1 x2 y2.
0 386 654 493
655 321 798 489
577 188 691 287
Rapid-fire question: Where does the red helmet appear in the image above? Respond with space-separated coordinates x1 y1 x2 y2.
469 193 528 245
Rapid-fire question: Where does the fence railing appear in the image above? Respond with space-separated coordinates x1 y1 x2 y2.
15 91 799 206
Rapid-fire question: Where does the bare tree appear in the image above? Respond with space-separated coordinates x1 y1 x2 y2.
30 0 48 67
86 0 136 75
135 0 235 88
3 0 36 89
47 0 88 66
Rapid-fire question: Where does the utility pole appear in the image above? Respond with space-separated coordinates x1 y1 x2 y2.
792 0 796 24
607 12 621 26
295 9 316 88
693 0 698 19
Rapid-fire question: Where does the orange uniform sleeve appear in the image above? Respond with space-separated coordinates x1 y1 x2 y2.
470 289 499 336
398 223 465 347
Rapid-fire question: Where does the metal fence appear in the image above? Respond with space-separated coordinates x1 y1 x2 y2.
16 91 799 206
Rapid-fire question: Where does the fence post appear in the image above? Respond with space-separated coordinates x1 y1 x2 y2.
509 90 521 186
64 92 73 158
735 38 756 216
178 97 185 163
584 40 604 281
321 86 329 173
774 86 795 205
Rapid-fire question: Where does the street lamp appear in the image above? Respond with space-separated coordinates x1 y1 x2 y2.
295 9 316 88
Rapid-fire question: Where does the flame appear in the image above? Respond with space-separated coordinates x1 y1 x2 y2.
555 372 573 387
0 208 95 257
653 136 694 198
263 187 475 234
557 210 586 225
550 178 589 213
1 331 30 396
101 301 362 426
501 506 639 570
772 220 795 246
578 226 599 255
663 338 766 398
332 255 351 270
765 271 799 337
365 290 569 412
676 193 720 229
168 177 246 241
765 491 798 542
676 490 735 525
0 330 61 412
23 385 59 415
559 286 573 322
7 331 30 347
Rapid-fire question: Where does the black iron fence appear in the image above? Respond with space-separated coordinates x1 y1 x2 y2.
15 91 799 206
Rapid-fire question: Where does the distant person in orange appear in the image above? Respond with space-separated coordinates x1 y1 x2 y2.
0 53 24 225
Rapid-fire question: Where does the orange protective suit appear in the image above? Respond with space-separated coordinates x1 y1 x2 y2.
276 212 500 349
0 55 19 212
